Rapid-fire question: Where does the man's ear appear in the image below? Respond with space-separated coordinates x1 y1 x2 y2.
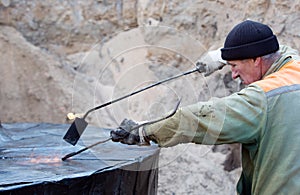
253 57 262 67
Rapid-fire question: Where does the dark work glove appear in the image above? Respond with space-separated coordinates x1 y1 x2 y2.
110 119 150 146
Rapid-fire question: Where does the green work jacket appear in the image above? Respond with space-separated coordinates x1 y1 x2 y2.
145 45 300 194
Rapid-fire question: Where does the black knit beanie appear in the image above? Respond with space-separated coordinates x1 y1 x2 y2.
221 20 279 61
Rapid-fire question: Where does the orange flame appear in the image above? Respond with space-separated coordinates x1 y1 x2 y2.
29 156 61 164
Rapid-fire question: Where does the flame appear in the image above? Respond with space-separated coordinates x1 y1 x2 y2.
67 113 76 120
29 156 61 164
66 112 83 121
16 156 62 166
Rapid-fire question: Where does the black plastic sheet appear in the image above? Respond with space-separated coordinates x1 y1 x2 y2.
0 123 159 194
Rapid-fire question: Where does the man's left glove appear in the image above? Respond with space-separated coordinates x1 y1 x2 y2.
110 119 150 146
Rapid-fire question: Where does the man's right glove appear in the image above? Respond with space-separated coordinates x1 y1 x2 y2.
110 119 150 146
196 48 227 76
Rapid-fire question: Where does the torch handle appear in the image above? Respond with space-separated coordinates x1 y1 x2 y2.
61 137 112 161
83 67 199 119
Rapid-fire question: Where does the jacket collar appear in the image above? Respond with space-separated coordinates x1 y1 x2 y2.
263 45 297 78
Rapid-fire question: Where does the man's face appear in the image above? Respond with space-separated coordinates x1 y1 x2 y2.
227 58 262 85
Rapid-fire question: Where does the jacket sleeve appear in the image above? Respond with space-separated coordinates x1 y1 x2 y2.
144 84 268 147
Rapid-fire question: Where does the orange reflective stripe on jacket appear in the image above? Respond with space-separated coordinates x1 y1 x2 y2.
255 60 300 93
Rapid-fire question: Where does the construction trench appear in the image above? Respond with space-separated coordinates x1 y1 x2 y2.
2 1 299 194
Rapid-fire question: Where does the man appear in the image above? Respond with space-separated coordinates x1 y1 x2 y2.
111 20 300 194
